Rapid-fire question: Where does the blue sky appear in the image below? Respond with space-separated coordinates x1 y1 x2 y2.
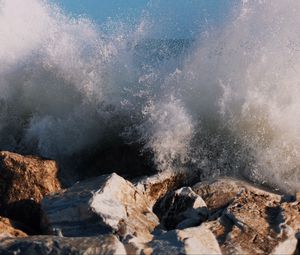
51 0 234 38
52 0 149 23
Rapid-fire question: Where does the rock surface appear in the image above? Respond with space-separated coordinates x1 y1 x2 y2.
155 187 208 230
135 170 197 207
0 151 61 230
196 178 300 254
1 150 300 255
146 225 221 255
0 235 125 255
0 216 27 238
192 177 281 211
41 173 159 241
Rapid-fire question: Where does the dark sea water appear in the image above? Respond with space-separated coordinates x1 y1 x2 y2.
0 0 299 192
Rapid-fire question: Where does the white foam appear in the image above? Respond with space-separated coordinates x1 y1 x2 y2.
1 0 300 192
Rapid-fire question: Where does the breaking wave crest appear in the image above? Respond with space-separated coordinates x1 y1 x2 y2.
0 0 300 192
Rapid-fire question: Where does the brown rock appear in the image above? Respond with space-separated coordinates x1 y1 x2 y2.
281 201 300 234
202 180 299 255
192 177 281 212
0 151 61 230
0 216 27 238
192 178 242 211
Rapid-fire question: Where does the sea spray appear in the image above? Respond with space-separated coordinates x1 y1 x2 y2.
0 0 300 192
178 0 300 192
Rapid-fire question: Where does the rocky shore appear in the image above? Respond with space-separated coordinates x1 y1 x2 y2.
0 151 299 254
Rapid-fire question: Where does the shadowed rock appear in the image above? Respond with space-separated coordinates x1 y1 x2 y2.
135 170 198 207
0 151 61 231
0 235 125 255
155 187 208 230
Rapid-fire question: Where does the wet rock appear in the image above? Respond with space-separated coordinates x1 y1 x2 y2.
0 235 125 255
146 225 221 255
0 151 61 230
203 181 299 255
155 187 208 230
41 173 159 241
135 170 197 207
0 216 27 238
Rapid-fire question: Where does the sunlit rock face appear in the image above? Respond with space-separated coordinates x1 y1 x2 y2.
0 216 27 238
41 173 159 242
193 178 300 255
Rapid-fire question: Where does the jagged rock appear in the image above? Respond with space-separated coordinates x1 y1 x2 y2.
41 173 159 241
145 225 221 255
202 179 300 255
0 216 27 238
135 170 197 207
0 235 125 255
155 187 208 230
192 177 281 212
0 151 61 230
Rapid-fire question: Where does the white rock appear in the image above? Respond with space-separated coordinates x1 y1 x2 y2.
41 173 159 241
147 225 221 255
178 225 222 255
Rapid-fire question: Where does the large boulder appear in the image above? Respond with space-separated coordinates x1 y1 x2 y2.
0 235 125 255
198 178 300 254
146 225 221 255
41 173 159 241
0 216 27 238
0 151 61 230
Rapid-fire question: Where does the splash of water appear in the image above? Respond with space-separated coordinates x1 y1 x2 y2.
0 0 299 192
180 0 300 192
